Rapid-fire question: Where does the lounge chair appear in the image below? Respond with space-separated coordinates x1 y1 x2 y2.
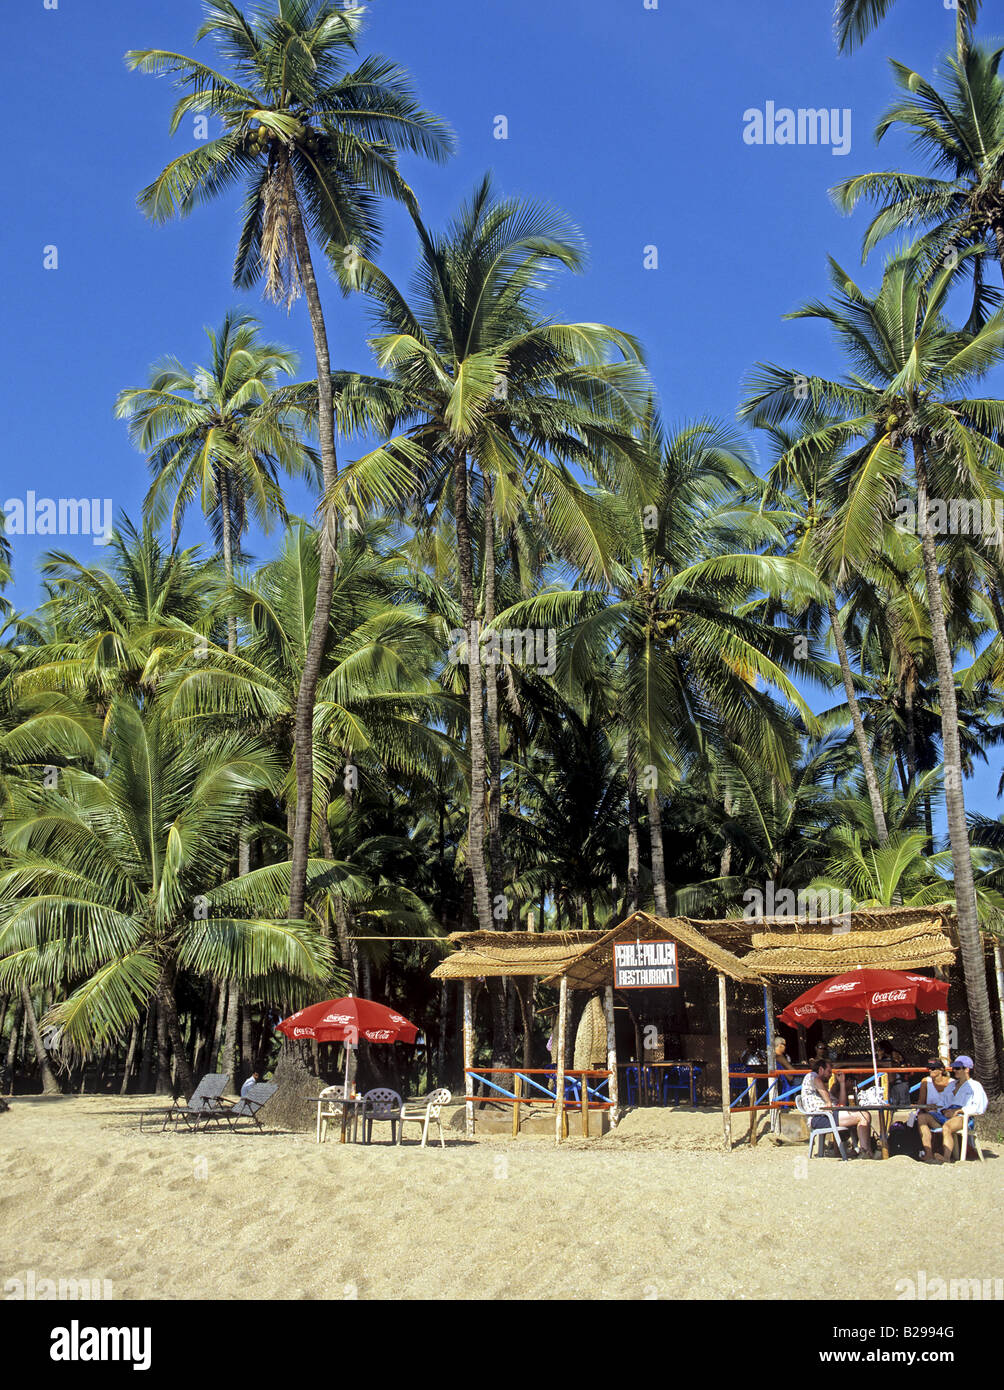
362 1088 403 1144
794 1093 850 1160
201 1081 278 1133
397 1088 451 1148
140 1073 230 1132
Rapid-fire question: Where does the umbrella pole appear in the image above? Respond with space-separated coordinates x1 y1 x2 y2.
866 1009 879 1088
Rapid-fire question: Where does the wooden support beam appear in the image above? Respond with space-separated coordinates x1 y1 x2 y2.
463 978 475 1139
554 976 568 1147
603 986 619 1127
937 1010 951 1066
764 982 779 1135
512 1071 521 1139
718 972 732 1152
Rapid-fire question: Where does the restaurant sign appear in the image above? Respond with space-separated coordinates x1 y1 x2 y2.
614 939 678 988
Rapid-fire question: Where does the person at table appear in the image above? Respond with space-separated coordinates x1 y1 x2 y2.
810 1041 830 1065
876 1038 909 1105
772 1034 794 1075
916 1056 988 1163
800 1058 875 1158
915 1057 951 1110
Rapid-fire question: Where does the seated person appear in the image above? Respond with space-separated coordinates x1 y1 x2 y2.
914 1057 951 1109
800 1058 875 1157
917 1056 988 1162
877 1039 910 1105
773 1034 794 1086
738 1036 763 1069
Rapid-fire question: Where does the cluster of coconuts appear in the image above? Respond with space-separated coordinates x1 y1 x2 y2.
246 125 273 155
654 613 681 639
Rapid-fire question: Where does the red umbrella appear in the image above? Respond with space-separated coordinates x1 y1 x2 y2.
277 996 419 1045
779 969 949 1086
277 996 419 1099
778 970 948 1027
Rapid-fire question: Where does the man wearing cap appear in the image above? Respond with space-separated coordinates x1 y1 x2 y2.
916 1056 988 1162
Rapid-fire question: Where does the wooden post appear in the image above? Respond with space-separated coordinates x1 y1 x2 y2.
764 982 779 1135
554 976 569 1146
463 978 475 1139
718 973 732 1151
512 1071 521 1139
937 1010 951 1066
603 985 619 1127
580 1069 589 1137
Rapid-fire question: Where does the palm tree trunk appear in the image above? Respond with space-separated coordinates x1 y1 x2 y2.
158 968 195 1099
915 441 999 1092
333 896 359 993
20 982 59 1095
4 996 21 1086
827 597 889 844
217 466 238 655
139 999 156 1092
319 804 358 990
720 790 735 878
483 481 505 913
648 788 669 916
287 182 339 923
120 1019 139 1095
453 448 493 930
627 743 640 914
223 982 241 1091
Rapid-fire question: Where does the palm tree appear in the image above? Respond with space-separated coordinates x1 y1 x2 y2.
18 520 224 704
127 0 454 920
0 697 333 1095
755 417 892 842
162 520 454 972
743 245 1004 1088
502 413 822 916
832 43 1004 323
115 311 317 653
329 177 646 930
834 0 978 54
0 516 10 620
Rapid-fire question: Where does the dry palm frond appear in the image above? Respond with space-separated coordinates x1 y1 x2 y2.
261 157 302 310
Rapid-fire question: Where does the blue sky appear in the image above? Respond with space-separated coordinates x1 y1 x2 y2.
2 0 1000 814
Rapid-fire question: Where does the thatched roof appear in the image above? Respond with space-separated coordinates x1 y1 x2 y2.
687 903 958 954
544 912 764 990
744 918 957 975
429 931 601 980
427 906 962 985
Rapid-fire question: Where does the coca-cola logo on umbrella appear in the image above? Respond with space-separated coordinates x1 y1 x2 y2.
871 990 908 1005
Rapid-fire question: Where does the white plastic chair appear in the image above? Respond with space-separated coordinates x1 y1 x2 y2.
317 1084 346 1144
928 1110 986 1162
397 1088 452 1148
795 1093 850 1161
363 1088 403 1144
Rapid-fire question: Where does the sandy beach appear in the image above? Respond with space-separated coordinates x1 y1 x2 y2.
2 1095 1000 1301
